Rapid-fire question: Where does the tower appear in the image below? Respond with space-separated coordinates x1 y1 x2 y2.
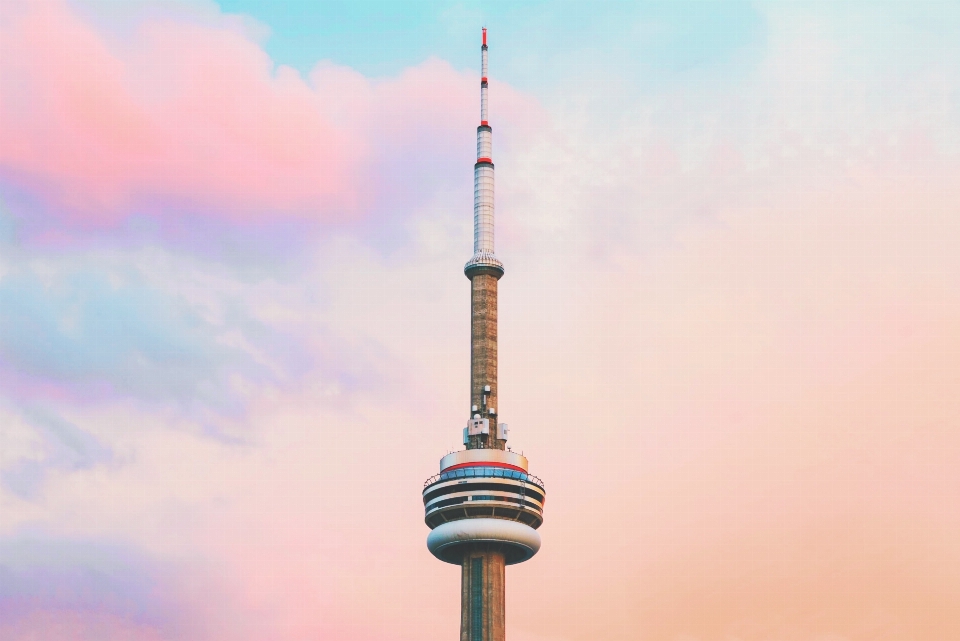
423 28 545 641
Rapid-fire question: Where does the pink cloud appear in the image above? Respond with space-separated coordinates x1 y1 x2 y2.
0 1 541 228
7 3 960 640
0 611 167 641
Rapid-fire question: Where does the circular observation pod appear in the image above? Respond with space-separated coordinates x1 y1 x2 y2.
427 518 541 565
423 465 545 530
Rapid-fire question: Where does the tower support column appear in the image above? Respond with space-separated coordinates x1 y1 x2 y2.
468 270 503 449
460 547 506 641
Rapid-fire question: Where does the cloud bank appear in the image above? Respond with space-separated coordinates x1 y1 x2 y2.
1 1 959 640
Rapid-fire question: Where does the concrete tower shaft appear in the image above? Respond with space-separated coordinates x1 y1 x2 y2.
461 548 506 641
468 272 500 449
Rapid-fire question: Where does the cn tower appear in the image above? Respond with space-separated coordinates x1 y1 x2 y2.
423 28 545 641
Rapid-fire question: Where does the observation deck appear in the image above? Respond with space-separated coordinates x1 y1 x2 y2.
423 448 546 565
423 465 546 530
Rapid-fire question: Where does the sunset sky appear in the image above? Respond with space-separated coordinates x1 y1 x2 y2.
1 1 959 640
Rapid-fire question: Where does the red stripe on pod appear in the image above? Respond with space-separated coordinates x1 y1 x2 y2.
482 77 488 83
476 157 492 163
443 462 527 474
480 120 488 126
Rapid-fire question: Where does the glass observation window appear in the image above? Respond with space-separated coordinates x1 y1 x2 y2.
439 466 530 482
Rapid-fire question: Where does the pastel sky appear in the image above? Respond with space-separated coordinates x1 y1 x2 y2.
1 1 959 640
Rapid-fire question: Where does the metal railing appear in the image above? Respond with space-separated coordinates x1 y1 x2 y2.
424 466 544 490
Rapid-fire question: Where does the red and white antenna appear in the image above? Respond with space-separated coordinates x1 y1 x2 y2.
467 27 500 273
480 29 489 126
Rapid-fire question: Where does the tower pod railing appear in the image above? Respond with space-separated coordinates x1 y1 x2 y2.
423 466 544 491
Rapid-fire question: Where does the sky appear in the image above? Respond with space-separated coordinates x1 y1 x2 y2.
1 1 959 639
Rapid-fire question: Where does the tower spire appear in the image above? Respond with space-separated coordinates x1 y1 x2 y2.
467 29 501 276
465 26 503 450
480 29 489 126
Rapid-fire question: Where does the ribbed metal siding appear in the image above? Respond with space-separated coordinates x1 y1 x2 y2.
477 128 492 160
473 165 495 253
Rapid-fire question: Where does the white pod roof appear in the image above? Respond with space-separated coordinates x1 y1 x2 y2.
427 517 541 565
440 448 528 472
